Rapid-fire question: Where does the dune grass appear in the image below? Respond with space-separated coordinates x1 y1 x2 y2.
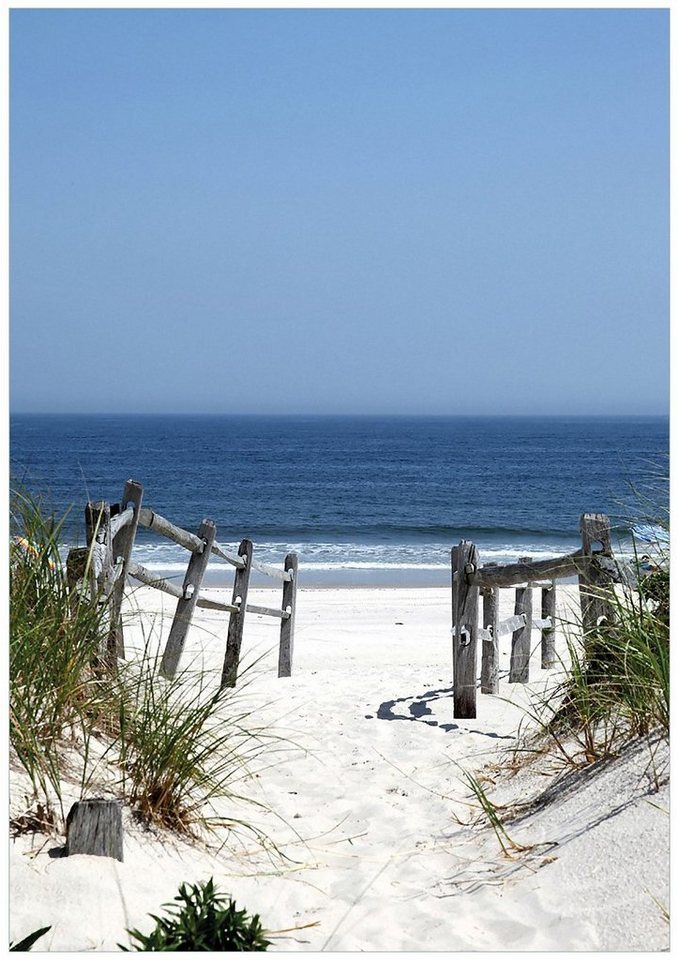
115 638 280 836
10 490 111 809
513 527 669 770
9 489 283 839
545 555 668 762
457 768 529 858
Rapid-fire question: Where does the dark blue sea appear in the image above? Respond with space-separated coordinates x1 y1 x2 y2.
10 415 668 586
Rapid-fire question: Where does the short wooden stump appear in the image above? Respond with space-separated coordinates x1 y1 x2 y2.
66 798 123 862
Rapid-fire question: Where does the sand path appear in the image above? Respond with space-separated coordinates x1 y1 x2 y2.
10 587 669 951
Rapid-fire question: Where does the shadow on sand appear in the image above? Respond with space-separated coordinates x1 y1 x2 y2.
372 684 514 740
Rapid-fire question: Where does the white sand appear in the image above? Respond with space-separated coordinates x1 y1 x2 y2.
10 585 669 952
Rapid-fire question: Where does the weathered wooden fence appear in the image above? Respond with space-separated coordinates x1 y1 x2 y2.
67 479 297 688
451 513 619 719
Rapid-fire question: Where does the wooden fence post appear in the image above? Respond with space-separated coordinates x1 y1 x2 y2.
85 501 114 663
480 565 499 694
66 799 123 861
452 540 479 718
578 513 616 638
108 480 144 662
85 501 113 598
451 545 459 632
278 553 298 678
66 547 89 616
541 581 557 668
160 518 216 679
221 539 254 688
509 583 533 684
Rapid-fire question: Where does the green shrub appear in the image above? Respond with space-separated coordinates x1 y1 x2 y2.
121 878 270 951
9 925 51 951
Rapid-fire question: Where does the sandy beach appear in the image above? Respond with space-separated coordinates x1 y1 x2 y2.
10 5 669 953
9 583 669 952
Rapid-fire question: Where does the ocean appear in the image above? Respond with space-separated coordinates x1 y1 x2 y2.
10 414 668 587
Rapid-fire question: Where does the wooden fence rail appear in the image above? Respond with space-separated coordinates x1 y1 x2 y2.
68 479 298 688
451 513 618 719
137 507 292 581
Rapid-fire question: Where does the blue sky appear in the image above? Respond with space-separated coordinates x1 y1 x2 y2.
10 8 668 415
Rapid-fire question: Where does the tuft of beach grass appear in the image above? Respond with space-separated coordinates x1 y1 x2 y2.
9 488 290 844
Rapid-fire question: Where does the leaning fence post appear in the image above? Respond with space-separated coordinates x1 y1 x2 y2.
509 558 533 683
160 518 216 679
85 501 114 662
452 540 479 718
66 547 89 616
221 539 254 688
578 513 616 638
85 500 113 598
480 565 499 694
108 479 144 661
278 553 298 678
541 581 557 668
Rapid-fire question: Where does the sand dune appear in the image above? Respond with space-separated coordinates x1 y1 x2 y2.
9 586 669 951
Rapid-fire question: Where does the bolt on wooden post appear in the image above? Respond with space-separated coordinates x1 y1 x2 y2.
452 540 479 718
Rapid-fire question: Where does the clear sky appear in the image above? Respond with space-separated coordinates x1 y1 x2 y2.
10 7 668 416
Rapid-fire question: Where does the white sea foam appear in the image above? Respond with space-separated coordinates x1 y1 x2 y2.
61 540 581 576
59 533 642 585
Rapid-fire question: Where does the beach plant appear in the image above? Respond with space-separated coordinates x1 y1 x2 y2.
544 562 669 759
513 506 669 769
9 926 52 951
114 641 279 836
9 489 112 809
120 878 270 951
9 489 281 844
458 768 528 858
647 891 670 925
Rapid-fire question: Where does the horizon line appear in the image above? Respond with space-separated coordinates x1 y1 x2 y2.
9 410 669 419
